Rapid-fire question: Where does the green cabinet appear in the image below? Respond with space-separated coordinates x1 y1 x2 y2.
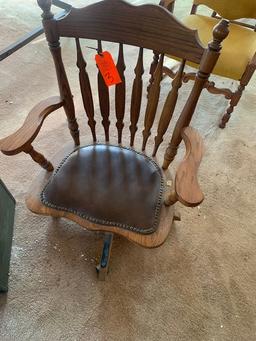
0 179 15 292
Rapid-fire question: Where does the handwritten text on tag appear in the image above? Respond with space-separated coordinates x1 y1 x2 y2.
95 51 122 87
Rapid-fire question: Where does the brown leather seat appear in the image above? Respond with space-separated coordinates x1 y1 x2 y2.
41 144 164 234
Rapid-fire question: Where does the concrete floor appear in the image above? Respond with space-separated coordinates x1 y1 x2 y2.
0 1 256 340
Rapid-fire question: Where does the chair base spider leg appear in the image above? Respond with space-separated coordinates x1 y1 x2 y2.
96 232 114 281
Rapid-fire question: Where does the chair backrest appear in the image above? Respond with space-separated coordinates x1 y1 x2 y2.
37 0 229 167
193 0 256 20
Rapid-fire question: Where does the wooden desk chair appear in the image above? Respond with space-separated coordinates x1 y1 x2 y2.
153 0 256 128
0 0 229 280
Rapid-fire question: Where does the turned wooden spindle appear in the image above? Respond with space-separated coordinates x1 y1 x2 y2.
76 38 96 141
97 40 110 142
153 59 186 156
219 54 256 128
148 0 175 95
24 145 54 171
115 43 126 144
163 19 229 169
142 54 164 151
129 47 144 146
37 0 80 147
147 51 159 95
219 84 244 128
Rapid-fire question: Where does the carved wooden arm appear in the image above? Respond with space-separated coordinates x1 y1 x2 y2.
0 96 64 171
165 126 204 207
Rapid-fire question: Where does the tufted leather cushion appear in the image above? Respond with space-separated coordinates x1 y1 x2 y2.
41 144 164 234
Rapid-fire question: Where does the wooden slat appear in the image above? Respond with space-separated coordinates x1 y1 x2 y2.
76 38 96 141
142 54 164 151
57 0 205 64
115 43 126 144
153 59 186 156
129 47 144 146
97 40 110 141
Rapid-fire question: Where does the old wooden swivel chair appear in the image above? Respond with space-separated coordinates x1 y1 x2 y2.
154 0 256 128
0 0 229 279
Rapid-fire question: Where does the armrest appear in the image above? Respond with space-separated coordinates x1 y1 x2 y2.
159 0 175 12
0 96 64 156
165 126 204 207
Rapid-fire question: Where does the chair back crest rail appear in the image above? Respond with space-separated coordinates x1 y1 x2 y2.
37 0 229 169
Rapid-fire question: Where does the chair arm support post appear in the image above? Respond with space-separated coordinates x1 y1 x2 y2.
164 189 178 206
163 19 229 169
24 145 54 172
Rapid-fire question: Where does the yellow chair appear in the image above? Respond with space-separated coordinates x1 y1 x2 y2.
154 0 256 128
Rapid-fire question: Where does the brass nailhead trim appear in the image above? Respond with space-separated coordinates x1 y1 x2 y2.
41 144 164 235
